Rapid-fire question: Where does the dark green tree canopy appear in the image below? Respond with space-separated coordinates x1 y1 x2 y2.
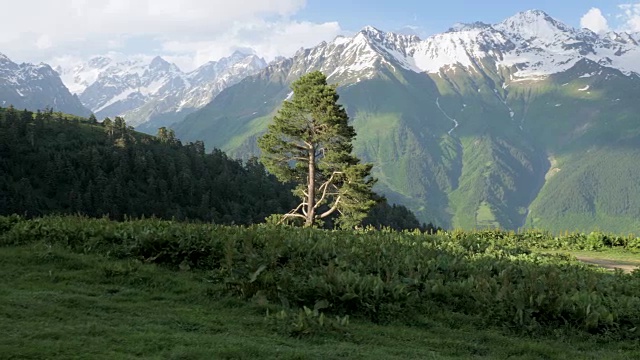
0 104 429 232
0 106 297 225
258 71 376 228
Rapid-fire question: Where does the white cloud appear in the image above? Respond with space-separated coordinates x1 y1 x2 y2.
161 20 343 71
618 3 640 32
580 8 610 34
0 0 343 70
36 35 53 50
2 0 305 38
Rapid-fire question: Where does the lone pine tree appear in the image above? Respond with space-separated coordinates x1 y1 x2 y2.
258 71 376 228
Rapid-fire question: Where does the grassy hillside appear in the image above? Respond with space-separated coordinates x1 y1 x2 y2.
1 216 639 359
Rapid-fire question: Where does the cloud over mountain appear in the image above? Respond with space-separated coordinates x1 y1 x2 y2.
0 0 343 71
580 8 609 34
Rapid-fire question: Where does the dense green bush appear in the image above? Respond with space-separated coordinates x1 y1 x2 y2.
1 216 639 338
0 214 23 234
443 228 640 251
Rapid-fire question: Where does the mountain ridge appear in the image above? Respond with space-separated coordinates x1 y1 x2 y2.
54 51 268 131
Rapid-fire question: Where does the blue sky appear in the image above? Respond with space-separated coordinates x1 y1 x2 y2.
295 1 627 36
2 1 639 72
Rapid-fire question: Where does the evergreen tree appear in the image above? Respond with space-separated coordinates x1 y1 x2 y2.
258 71 376 228
103 117 114 138
157 127 179 145
114 116 126 135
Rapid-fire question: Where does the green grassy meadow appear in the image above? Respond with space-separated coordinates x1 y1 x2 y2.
2 216 640 358
2 244 639 360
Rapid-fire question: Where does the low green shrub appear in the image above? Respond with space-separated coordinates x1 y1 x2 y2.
1 215 639 338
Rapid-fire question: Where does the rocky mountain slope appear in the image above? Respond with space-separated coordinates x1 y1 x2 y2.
0 53 90 116
173 10 640 233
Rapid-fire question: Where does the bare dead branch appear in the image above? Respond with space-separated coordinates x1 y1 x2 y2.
275 155 308 163
278 213 307 225
314 123 329 133
291 142 309 151
319 196 341 218
282 213 306 219
314 172 344 210
289 202 308 215
277 202 309 224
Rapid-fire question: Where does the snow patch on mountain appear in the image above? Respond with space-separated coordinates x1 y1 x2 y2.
94 88 137 113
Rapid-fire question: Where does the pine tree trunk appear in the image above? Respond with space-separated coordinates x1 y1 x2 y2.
305 146 316 226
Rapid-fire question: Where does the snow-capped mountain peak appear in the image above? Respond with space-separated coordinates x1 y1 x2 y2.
605 31 640 46
360 26 419 48
303 23 509 79
0 52 12 63
448 21 492 33
230 49 256 58
288 10 640 84
359 25 385 36
35 9 640 131
88 56 112 69
496 9 576 45
0 53 90 115
149 56 175 72
53 50 268 129
177 52 267 111
499 9 566 31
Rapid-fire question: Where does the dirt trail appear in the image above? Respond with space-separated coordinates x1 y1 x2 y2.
575 256 639 273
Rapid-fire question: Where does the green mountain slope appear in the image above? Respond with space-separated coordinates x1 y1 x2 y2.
527 147 640 233
172 25 640 232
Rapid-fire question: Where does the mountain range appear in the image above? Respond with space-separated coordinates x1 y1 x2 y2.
172 10 640 233
53 51 267 132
